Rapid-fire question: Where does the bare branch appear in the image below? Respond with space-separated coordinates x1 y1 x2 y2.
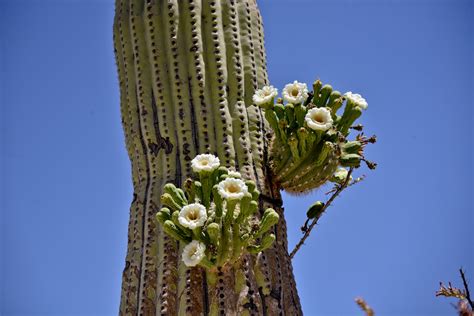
289 168 354 259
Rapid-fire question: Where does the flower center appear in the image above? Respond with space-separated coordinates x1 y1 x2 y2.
312 113 325 123
226 184 240 193
187 210 198 221
200 160 209 166
291 88 299 97
190 246 198 256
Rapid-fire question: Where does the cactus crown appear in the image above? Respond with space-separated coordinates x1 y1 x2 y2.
254 79 376 194
155 154 279 270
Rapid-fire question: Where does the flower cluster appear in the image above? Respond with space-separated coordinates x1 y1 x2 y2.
253 79 375 194
155 154 279 269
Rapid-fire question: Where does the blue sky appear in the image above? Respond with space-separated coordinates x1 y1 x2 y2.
1 0 472 315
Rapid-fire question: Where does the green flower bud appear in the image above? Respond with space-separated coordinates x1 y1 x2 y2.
264 110 280 140
316 84 332 107
294 104 306 127
277 118 288 142
215 166 229 180
160 193 181 211
315 142 333 166
248 200 259 216
327 91 343 114
306 201 325 219
288 136 300 161
155 207 171 224
285 103 295 127
236 192 253 223
163 220 190 242
247 244 261 254
193 181 203 203
212 184 223 218
259 233 276 251
338 106 362 136
342 141 362 154
164 183 187 207
245 180 256 194
206 223 221 246
327 91 342 107
340 153 361 167
256 208 279 237
297 127 309 156
274 103 286 120
312 79 322 104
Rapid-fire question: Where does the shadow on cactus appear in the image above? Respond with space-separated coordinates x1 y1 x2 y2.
254 79 376 194
155 154 279 270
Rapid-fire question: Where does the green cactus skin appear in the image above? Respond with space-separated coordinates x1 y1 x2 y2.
114 0 302 315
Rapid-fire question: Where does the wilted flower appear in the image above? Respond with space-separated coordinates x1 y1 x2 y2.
344 92 368 110
182 240 206 267
253 85 278 106
305 107 333 131
282 81 309 104
217 178 248 200
178 203 207 229
191 154 220 173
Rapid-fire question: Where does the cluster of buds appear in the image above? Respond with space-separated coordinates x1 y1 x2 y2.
155 154 279 269
253 79 375 194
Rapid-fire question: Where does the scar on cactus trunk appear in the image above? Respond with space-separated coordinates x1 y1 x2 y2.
113 0 302 315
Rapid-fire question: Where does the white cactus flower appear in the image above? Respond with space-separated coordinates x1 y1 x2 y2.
182 240 206 267
282 80 309 104
217 177 248 200
344 91 368 110
253 85 278 106
178 203 207 229
305 107 333 131
191 154 220 173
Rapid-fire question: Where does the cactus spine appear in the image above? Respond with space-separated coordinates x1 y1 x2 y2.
114 0 302 315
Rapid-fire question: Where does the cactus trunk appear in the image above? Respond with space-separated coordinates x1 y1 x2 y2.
113 0 302 314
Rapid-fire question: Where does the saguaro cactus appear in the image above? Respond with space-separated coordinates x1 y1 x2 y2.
113 0 302 314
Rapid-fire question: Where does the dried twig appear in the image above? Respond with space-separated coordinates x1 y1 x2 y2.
355 297 374 316
289 168 354 259
436 268 474 315
436 281 467 300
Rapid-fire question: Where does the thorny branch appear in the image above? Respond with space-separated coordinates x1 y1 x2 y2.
289 168 354 259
